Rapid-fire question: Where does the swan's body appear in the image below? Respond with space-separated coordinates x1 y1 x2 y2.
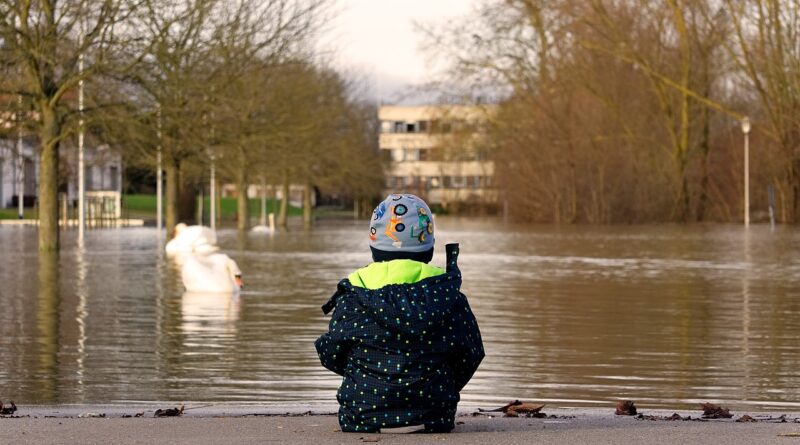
166 224 219 256
181 253 242 293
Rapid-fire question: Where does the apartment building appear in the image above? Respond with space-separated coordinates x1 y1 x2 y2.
379 105 495 210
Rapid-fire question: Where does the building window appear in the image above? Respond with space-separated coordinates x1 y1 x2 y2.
418 120 429 133
418 149 430 161
406 122 416 133
393 121 405 133
451 176 466 189
428 176 441 189
404 149 419 162
381 121 393 133
24 158 36 194
385 176 396 188
110 166 119 191
468 176 481 189
391 148 404 162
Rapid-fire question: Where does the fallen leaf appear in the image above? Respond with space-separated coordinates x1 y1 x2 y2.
700 402 733 419
736 415 756 423
479 400 522 413
154 405 184 418
615 401 637 416
506 403 546 414
78 413 106 418
0 400 18 415
777 433 800 437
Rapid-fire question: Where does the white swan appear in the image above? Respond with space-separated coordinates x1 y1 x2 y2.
181 253 243 293
166 223 219 256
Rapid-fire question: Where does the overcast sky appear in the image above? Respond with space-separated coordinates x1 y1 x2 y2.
320 0 480 103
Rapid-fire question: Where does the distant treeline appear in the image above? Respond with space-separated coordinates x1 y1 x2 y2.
427 0 800 223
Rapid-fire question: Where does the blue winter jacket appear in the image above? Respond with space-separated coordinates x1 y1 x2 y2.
315 244 484 433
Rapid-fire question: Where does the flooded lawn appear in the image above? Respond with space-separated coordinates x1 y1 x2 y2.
1 220 799 410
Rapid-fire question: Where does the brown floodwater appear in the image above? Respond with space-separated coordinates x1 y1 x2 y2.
1 219 799 411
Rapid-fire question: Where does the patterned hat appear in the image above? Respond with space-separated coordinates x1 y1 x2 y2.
369 194 434 255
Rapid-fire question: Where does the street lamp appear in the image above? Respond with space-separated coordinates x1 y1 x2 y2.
741 116 751 227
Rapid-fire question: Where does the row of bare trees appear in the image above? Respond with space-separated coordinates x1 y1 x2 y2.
426 0 800 223
0 0 382 251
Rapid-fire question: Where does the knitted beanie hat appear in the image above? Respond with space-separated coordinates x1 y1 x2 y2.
369 194 434 262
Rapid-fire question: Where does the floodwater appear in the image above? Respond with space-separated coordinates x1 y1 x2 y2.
1 220 799 411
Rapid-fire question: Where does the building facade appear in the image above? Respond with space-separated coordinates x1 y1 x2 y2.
379 105 495 210
0 136 123 217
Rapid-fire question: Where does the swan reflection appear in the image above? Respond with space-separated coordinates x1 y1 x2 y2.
180 291 241 337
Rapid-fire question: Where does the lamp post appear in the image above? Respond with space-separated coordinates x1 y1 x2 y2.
741 117 751 227
77 28 86 241
156 105 163 235
209 155 216 231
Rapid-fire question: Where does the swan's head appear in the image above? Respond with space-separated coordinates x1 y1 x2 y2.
174 223 188 237
226 258 243 290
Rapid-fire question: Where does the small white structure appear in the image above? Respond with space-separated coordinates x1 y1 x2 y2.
0 137 123 219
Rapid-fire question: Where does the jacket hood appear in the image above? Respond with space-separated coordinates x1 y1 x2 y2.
348 259 444 290
323 244 463 334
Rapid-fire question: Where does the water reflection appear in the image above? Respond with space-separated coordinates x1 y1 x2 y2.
1 223 800 410
36 251 60 402
180 291 240 335
75 243 88 398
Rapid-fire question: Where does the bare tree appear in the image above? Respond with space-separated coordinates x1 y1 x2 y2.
0 0 138 251
723 0 800 222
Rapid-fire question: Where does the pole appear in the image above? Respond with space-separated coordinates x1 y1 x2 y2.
156 105 163 235
260 177 267 226
768 185 776 230
741 117 751 227
14 13 23 220
744 131 750 227
78 35 86 240
16 95 24 219
210 159 216 230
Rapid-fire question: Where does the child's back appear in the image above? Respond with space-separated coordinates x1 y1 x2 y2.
315 194 484 433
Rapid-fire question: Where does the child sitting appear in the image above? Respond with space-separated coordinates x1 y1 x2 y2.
315 194 484 433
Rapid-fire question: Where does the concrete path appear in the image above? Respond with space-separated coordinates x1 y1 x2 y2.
1 407 799 444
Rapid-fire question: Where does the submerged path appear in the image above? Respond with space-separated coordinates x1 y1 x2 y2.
2 407 799 444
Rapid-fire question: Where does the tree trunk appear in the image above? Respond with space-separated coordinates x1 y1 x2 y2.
236 173 249 232
278 173 289 228
695 82 712 222
38 105 60 252
303 180 313 228
165 157 179 238
177 181 197 224
36 249 60 400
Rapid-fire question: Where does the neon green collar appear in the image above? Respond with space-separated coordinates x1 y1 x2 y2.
348 260 445 290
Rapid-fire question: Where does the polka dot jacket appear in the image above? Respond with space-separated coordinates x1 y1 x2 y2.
315 244 484 433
